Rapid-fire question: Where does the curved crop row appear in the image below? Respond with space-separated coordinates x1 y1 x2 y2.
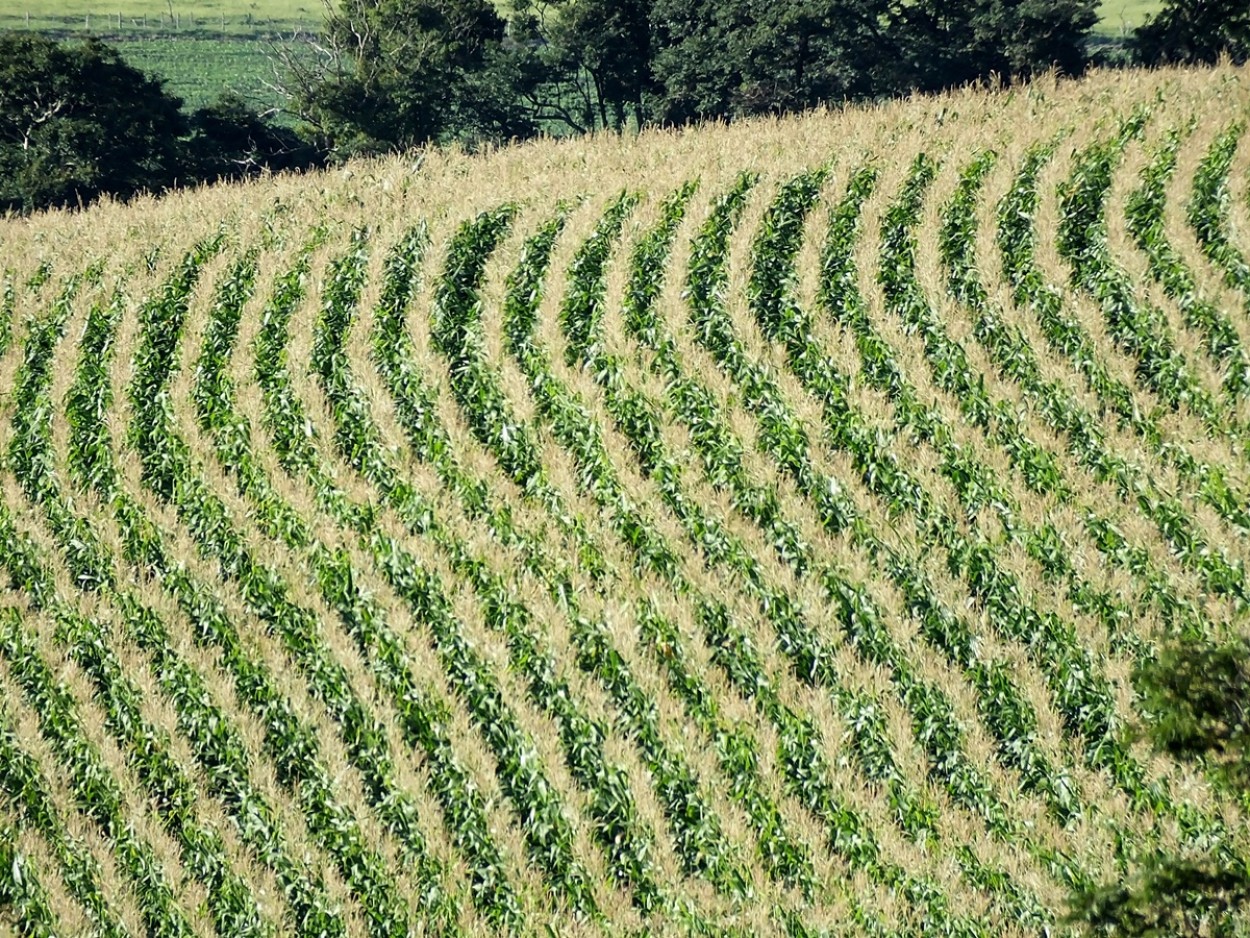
1188 122 1250 302
997 139 1250 535
1 66 1248 938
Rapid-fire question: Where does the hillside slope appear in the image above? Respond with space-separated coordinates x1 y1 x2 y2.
0 65 1248 937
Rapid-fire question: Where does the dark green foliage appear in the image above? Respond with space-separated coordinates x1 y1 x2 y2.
650 0 894 123
289 0 537 155
1073 857 1250 935
185 93 319 181
290 0 1098 144
511 0 658 131
1135 639 1250 790
1134 0 1250 64
649 0 1095 124
0 33 322 213
1069 637 1250 935
0 1 1104 178
0 31 186 211
897 0 1097 89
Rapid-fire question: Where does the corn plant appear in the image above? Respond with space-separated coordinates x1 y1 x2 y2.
113 587 348 938
0 609 198 938
7 275 114 593
34 231 438 938
1 64 1247 938
1188 122 1250 301
876 155 1239 821
269 215 670 920
44 233 328 899
997 140 1157 441
370 223 600 606
0 696 129 938
372 222 740 918
499 202 757 908
309 230 594 923
0 821 58 938
546 185 921 923
680 174 1046 932
1058 127 1249 607
877 156 1055 516
120 242 425 938
7 325 281 935
0 265 314 938
54 608 277 938
604 179 954 845
1058 114 1236 438
432 209 557 510
636 601 818 896
505 198 685 582
1127 125 1250 400
204 244 470 934
0 271 15 359
999 136 1250 537
615 168 1095 920
0 488 347 938
940 151 1216 639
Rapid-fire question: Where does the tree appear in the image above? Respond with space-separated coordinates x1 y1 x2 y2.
287 0 538 157
538 0 658 130
1134 0 1250 65
185 93 320 182
647 0 1096 127
0 32 187 213
1069 637 1250 936
650 0 896 124
896 0 1096 91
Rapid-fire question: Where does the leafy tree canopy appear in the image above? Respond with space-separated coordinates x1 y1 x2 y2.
290 0 1099 147
185 93 320 183
289 0 537 156
511 0 658 132
0 31 186 212
650 0 895 124
897 0 1097 90
650 0 1096 124
1134 0 1250 65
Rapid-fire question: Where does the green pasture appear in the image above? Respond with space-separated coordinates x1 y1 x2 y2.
1097 0 1164 35
0 3 318 113
0 0 316 33
123 38 301 112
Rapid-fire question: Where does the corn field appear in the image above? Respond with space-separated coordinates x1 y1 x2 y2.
0 63 1248 938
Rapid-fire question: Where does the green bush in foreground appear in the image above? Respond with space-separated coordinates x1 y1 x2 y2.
1071 638 1250 935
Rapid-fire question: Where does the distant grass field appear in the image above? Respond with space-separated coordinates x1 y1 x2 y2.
1097 0 1164 34
0 3 318 112
0 0 1166 37
0 0 1168 112
0 0 315 32
121 37 297 113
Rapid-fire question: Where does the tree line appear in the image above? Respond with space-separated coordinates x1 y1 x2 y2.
287 0 1247 156
0 0 1247 211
